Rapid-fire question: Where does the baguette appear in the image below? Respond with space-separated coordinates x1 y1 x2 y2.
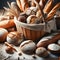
39 0 46 9
36 0 40 3
45 3 60 21
16 0 29 11
0 19 15 29
37 33 60 47
16 0 22 11
43 0 53 14
31 0 36 7
31 0 40 7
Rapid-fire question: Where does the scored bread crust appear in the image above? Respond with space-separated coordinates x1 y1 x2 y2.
43 0 53 14
45 2 60 21
37 33 60 47
16 0 29 11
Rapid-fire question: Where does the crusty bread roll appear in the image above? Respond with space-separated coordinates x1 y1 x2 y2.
37 33 60 47
0 19 15 29
20 40 36 54
43 0 53 14
48 43 60 53
27 15 37 24
45 2 60 21
36 47 48 57
25 6 38 16
0 28 8 43
7 31 23 45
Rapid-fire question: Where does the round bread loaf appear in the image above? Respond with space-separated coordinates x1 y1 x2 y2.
48 43 60 53
18 15 26 22
27 15 37 24
25 7 37 15
36 47 48 57
7 31 23 45
20 40 36 54
0 28 8 43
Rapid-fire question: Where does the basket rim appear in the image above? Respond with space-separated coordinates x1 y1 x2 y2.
14 17 45 26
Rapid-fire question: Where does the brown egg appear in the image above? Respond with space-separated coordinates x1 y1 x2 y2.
7 31 23 45
0 28 8 43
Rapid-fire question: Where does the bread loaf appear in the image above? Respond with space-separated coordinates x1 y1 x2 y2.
16 0 22 11
45 3 60 21
20 40 36 54
43 0 53 14
39 0 46 9
48 43 60 53
0 19 15 29
37 33 60 47
0 28 8 43
16 0 29 11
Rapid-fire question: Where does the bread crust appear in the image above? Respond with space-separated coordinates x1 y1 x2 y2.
43 0 53 14
0 19 15 29
45 3 60 21
16 0 29 11
37 33 60 47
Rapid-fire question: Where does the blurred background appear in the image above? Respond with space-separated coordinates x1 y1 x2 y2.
0 0 16 9
0 0 60 9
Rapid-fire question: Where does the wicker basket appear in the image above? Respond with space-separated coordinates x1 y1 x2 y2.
14 17 56 41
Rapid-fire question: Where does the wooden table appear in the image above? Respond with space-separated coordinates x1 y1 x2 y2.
0 9 60 60
0 32 60 60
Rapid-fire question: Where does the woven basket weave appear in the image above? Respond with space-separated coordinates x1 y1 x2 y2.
14 17 56 41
